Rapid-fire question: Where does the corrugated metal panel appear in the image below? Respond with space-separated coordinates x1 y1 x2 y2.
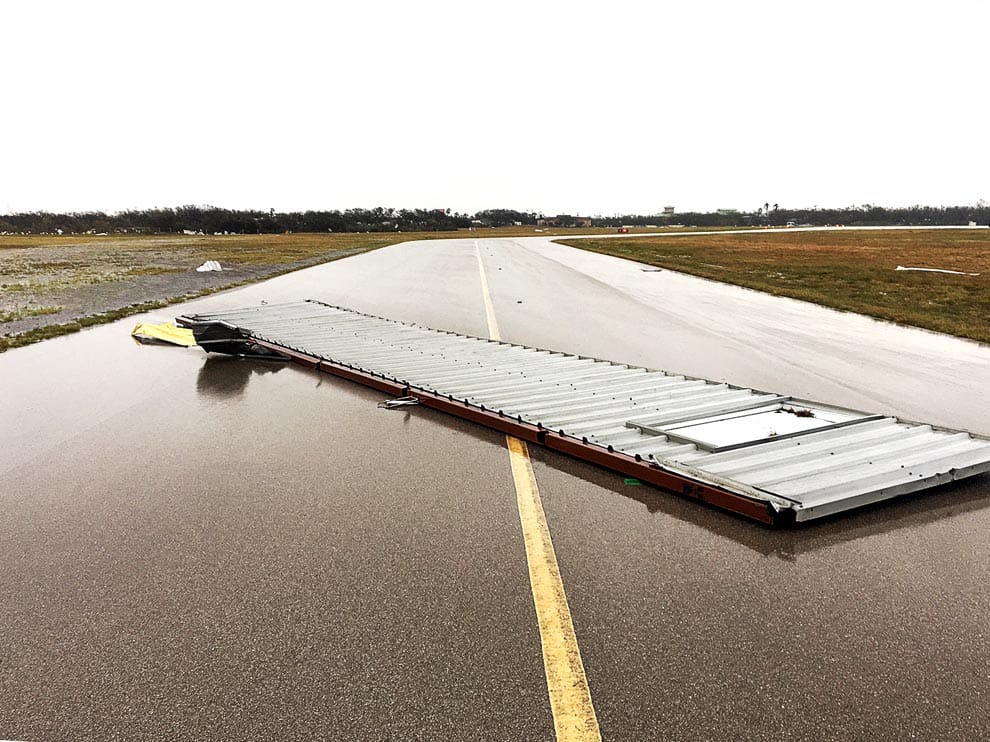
178 300 990 524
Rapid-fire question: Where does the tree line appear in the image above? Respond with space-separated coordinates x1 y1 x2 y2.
1 204 987 235
0 207 477 235
596 204 990 228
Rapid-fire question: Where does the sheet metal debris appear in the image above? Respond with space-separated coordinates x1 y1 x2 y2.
131 322 196 347
378 396 421 409
177 300 990 525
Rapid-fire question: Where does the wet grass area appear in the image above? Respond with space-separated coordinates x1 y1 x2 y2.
561 229 990 344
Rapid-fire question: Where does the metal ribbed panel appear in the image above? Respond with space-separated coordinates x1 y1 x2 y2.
179 300 990 522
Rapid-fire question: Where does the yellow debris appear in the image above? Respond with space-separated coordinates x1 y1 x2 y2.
131 322 196 347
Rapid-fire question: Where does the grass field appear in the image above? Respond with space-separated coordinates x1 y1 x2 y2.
559 228 990 344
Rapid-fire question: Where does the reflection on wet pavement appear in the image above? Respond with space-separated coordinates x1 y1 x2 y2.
195 356 285 398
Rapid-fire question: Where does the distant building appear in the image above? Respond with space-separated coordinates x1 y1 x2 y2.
716 208 739 215
662 206 675 217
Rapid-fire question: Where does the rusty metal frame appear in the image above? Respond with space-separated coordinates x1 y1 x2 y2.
252 338 781 526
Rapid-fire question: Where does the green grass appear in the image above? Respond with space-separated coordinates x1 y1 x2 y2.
559 229 990 344
0 305 62 323
124 266 186 276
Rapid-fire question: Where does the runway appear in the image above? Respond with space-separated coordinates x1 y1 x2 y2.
2 235 988 740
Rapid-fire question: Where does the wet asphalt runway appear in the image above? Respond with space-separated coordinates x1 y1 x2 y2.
2 235 989 740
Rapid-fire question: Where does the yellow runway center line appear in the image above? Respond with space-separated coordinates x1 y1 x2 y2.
475 242 602 741
507 437 602 741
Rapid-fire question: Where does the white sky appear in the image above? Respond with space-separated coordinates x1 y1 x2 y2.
2 1 987 216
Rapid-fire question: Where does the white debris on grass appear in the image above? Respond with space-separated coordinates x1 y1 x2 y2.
895 266 980 276
195 260 223 272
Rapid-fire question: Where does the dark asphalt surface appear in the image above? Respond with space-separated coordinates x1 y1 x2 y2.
2 235 989 740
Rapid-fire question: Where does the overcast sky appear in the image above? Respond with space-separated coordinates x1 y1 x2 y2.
3 1 987 216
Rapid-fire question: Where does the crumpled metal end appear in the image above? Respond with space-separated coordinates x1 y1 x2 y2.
378 396 421 409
